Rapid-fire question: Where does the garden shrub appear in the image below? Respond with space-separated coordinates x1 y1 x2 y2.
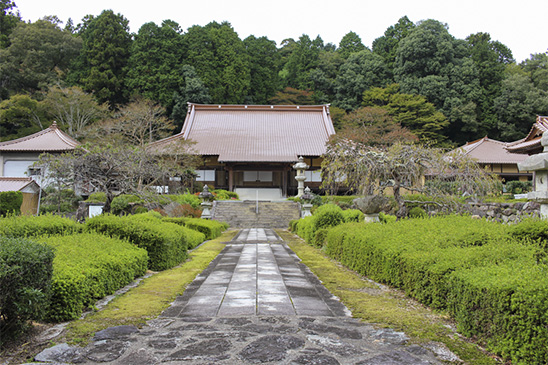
164 193 202 209
0 214 82 237
0 191 23 216
505 180 532 194
183 218 224 240
289 219 299 232
317 216 547 364
212 189 239 200
42 233 148 321
85 214 189 271
379 211 397 223
408 206 427 218
0 237 54 344
342 209 364 223
110 194 143 215
184 228 206 249
314 204 344 229
85 192 106 203
313 228 329 248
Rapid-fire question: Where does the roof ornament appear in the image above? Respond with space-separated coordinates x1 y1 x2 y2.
50 121 58 129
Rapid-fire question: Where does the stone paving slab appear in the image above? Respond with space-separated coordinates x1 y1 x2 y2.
32 229 454 364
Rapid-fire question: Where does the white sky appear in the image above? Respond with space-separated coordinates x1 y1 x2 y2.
15 0 548 63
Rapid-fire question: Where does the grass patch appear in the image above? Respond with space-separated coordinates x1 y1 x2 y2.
278 229 499 364
62 230 236 345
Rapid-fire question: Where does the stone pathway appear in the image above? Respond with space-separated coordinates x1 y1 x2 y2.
33 229 451 364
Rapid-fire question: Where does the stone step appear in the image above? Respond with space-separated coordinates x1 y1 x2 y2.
212 201 301 228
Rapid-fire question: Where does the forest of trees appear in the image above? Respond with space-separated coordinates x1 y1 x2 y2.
1 0 548 147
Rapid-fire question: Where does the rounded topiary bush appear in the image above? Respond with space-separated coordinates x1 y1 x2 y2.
314 204 344 229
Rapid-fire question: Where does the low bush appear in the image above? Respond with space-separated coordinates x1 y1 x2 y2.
313 228 329 248
408 206 427 218
321 195 357 209
164 193 202 209
110 194 143 215
212 189 239 200
183 218 225 240
85 192 106 203
85 214 188 271
0 191 23 216
0 237 54 344
379 211 397 223
319 216 548 364
42 233 148 321
342 209 364 223
314 204 344 229
0 214 82 237
505 180 532 194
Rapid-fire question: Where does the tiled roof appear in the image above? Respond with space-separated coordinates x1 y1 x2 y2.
456 137 529 164
506 116 548 154
149 104 336 162
0 177 39 192
0 122 79 152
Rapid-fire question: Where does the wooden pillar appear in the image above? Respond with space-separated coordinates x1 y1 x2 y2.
282 167 288 197
228 165 234 192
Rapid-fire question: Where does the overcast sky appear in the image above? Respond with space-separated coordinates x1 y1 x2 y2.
15 0 548 63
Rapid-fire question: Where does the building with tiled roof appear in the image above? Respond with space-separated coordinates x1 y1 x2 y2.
455 137 532 182
506 116 548 155
149 103 335 196
0 122 79 178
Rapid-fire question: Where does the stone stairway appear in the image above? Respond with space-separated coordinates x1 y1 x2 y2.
212 201 301 228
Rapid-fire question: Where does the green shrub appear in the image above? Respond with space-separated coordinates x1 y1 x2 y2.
408 206 427 218
111 194 144 215
289 219 299 231
505 180 532 194
213 189 239 200
0 191 23 216
313 228 329 248
314 204 344 229
85 214 188 271
182 218 225 240
42 233 148 321
164 193 202 209
0 214 82 237
0 237 54 344
294 215 317 244
183 228 206 249
86 192 106 203
321 216 548 364
379 211 397 223
342 209 364 223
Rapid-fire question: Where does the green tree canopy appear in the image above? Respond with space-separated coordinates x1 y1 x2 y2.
0 0 20 48
362 84 448 146
182 21 250 104
521 53 548 91
0 18 81 98
372 16 415 74
0 94 48 140
243 35 280 104
394 19 481 144
127 20 185 113
337 31 366 59
466 32 514 138
494 71 548 141
281 34 323 90
334 50 391 110
171 64 211 128
70 10 132 108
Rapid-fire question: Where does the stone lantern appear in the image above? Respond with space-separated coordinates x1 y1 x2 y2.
301 186 314 218
518 132 548 219
199 185 214 219
293 156 309 198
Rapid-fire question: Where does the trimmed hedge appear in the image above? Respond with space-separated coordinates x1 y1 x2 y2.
0 214 82 237
42 233 148 321
317 216 548 364
85 214 189 271
0 236 54 344
342 209 364 223
291 204 345 244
